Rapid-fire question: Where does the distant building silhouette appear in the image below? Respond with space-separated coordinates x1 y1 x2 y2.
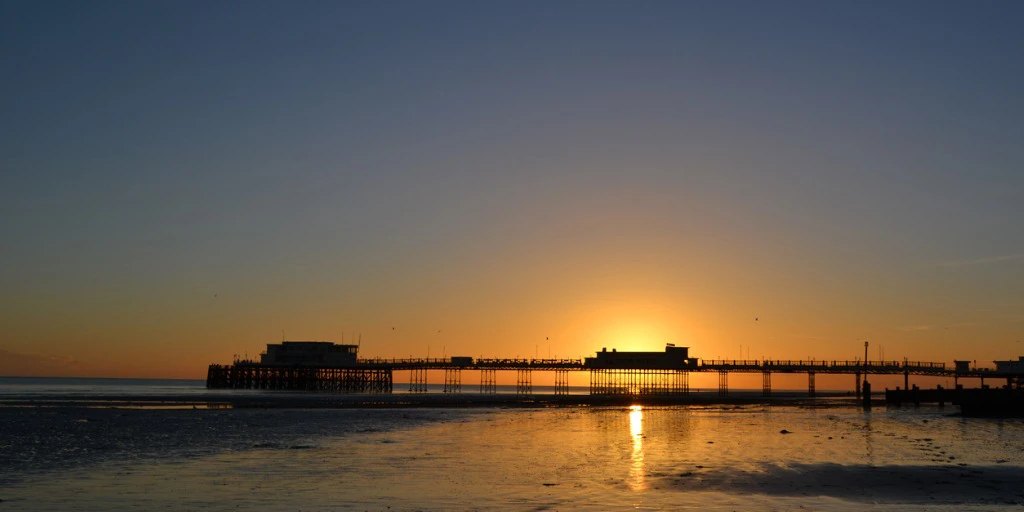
261 341 358 366
585 345 694 369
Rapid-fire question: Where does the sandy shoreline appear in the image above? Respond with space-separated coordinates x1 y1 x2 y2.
3 392 1018 509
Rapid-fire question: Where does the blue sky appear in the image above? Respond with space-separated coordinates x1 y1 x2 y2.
1 1 1022 377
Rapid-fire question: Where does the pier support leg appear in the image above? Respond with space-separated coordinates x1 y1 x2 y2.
675 370 689 396
517 369 532 397
718 370 729 396
808 372 816 397
589 369 607 395
223 367 396 394
554 369 569 396
409 367 428 393
762 371 771 397
855 372 861 399
904 370 909 391
443 368 461 393
479 369 497 394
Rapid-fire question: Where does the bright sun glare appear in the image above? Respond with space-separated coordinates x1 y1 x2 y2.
628 405 645 491
605 321 670 353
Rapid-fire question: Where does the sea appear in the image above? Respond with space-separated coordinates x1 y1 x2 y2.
1 377 1023 511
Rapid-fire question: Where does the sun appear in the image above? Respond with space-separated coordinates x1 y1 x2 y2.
604 320 672 352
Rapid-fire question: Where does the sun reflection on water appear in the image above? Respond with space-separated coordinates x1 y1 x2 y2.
628 405 646 491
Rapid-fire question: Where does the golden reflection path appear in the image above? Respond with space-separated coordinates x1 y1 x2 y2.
628 405 646 491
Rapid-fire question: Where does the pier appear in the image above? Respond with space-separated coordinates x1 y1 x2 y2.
207 342 1024 397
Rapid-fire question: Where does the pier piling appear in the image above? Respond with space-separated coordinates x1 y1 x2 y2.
554 369 570 395
516 369 532 396
409 367 427 393
443 368 461 393
480 369 497 394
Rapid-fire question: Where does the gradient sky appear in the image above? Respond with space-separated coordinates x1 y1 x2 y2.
2 1 1023 379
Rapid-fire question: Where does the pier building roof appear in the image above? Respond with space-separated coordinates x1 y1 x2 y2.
584 344 693 369
994 356 1024 374
261 341 358 366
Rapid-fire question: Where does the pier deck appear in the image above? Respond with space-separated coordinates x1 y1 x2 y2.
208 344 1021 397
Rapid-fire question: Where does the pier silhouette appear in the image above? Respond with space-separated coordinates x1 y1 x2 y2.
207 341 1021 398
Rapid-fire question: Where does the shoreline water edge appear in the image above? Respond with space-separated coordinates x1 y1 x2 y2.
2 389 907 410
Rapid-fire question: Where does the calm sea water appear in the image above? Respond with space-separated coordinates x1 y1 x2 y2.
0 377 210 398
1 378 1023 511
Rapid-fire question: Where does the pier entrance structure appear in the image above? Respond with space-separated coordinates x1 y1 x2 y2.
206 341 393 393
261 341 358 366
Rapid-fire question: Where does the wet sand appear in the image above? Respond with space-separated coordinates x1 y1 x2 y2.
4 403 1021 511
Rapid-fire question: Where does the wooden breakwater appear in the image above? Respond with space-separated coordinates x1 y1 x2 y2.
884 385 955 406
885 384 1024 415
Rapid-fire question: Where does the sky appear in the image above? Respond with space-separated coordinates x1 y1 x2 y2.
1 1 1023 380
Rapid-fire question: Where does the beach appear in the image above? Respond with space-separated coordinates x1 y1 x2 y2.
2 378 1023 511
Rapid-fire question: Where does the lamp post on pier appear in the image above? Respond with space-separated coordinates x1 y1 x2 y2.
862 341 872 408
855 341 869 400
